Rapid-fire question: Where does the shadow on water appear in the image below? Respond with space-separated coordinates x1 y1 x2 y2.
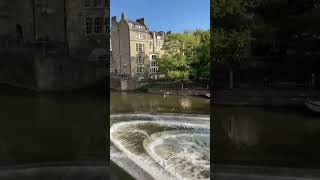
214 105 320 169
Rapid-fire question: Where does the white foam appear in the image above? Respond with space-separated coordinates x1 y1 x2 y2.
110 114 210 180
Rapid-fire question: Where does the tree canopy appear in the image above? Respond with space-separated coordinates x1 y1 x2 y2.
159 30 210 84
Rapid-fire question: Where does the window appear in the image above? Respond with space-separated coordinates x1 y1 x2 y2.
151 61 157 67
150 67 158 73
93 0 101 7
151 55 157 60
136 56 144 64
95 17 103 33
84 0 90 7
136 43 144 52
86 17 93 34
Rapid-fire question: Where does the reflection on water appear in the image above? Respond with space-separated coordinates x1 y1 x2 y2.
215 106 320 168
0 86 107 165
111 91 210 114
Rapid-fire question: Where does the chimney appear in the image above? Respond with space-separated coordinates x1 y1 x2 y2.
136 18 145 25
160 31 165 38
112 16 117 22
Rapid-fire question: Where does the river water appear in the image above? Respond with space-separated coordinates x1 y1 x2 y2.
110 91 210 180
1 87 318 179
214 106 320 168
110 91 210 114
0 85 107 165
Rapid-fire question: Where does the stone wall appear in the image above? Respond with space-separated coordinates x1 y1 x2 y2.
0 45 107 91
0 48 37 89
110 77 142 90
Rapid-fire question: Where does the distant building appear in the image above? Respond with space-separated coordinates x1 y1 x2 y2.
111 13 168 80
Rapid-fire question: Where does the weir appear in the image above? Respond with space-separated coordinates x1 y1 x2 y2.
110 114 210 180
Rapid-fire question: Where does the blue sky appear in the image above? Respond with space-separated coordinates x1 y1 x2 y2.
110 0 210 33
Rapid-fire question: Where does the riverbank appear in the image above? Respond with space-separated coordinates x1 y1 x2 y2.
213 88 319 108
136 80 210 98
147 88 209 97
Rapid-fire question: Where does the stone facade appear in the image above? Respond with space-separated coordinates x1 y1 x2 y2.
0 0 109 91
0 0 107 54
111 13 167 80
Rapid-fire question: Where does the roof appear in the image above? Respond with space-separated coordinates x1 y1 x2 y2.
127 20 147 30
128 20 143 26
149 31 166 38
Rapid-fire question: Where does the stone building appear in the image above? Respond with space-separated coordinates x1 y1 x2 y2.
111 13 167 80
0 0 108 91
0 0 108 56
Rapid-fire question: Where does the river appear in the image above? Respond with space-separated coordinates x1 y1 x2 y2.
0 85 107 166
1 87 318 179
214 106 320 168
110 91 210 180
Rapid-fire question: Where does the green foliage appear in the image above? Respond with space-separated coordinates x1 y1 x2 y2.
158 53 190 82
212 29 252 67
159 30 210 82
212 0 256 18
212 0 253 67
212 0 254 88
190 30 210 79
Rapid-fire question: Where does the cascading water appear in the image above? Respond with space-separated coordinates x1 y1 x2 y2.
110 114 210 180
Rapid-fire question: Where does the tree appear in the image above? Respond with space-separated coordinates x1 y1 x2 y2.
212 0 255 89
159 30 211 89
212 29 251 89
190 30 210 80
158 32 197 90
